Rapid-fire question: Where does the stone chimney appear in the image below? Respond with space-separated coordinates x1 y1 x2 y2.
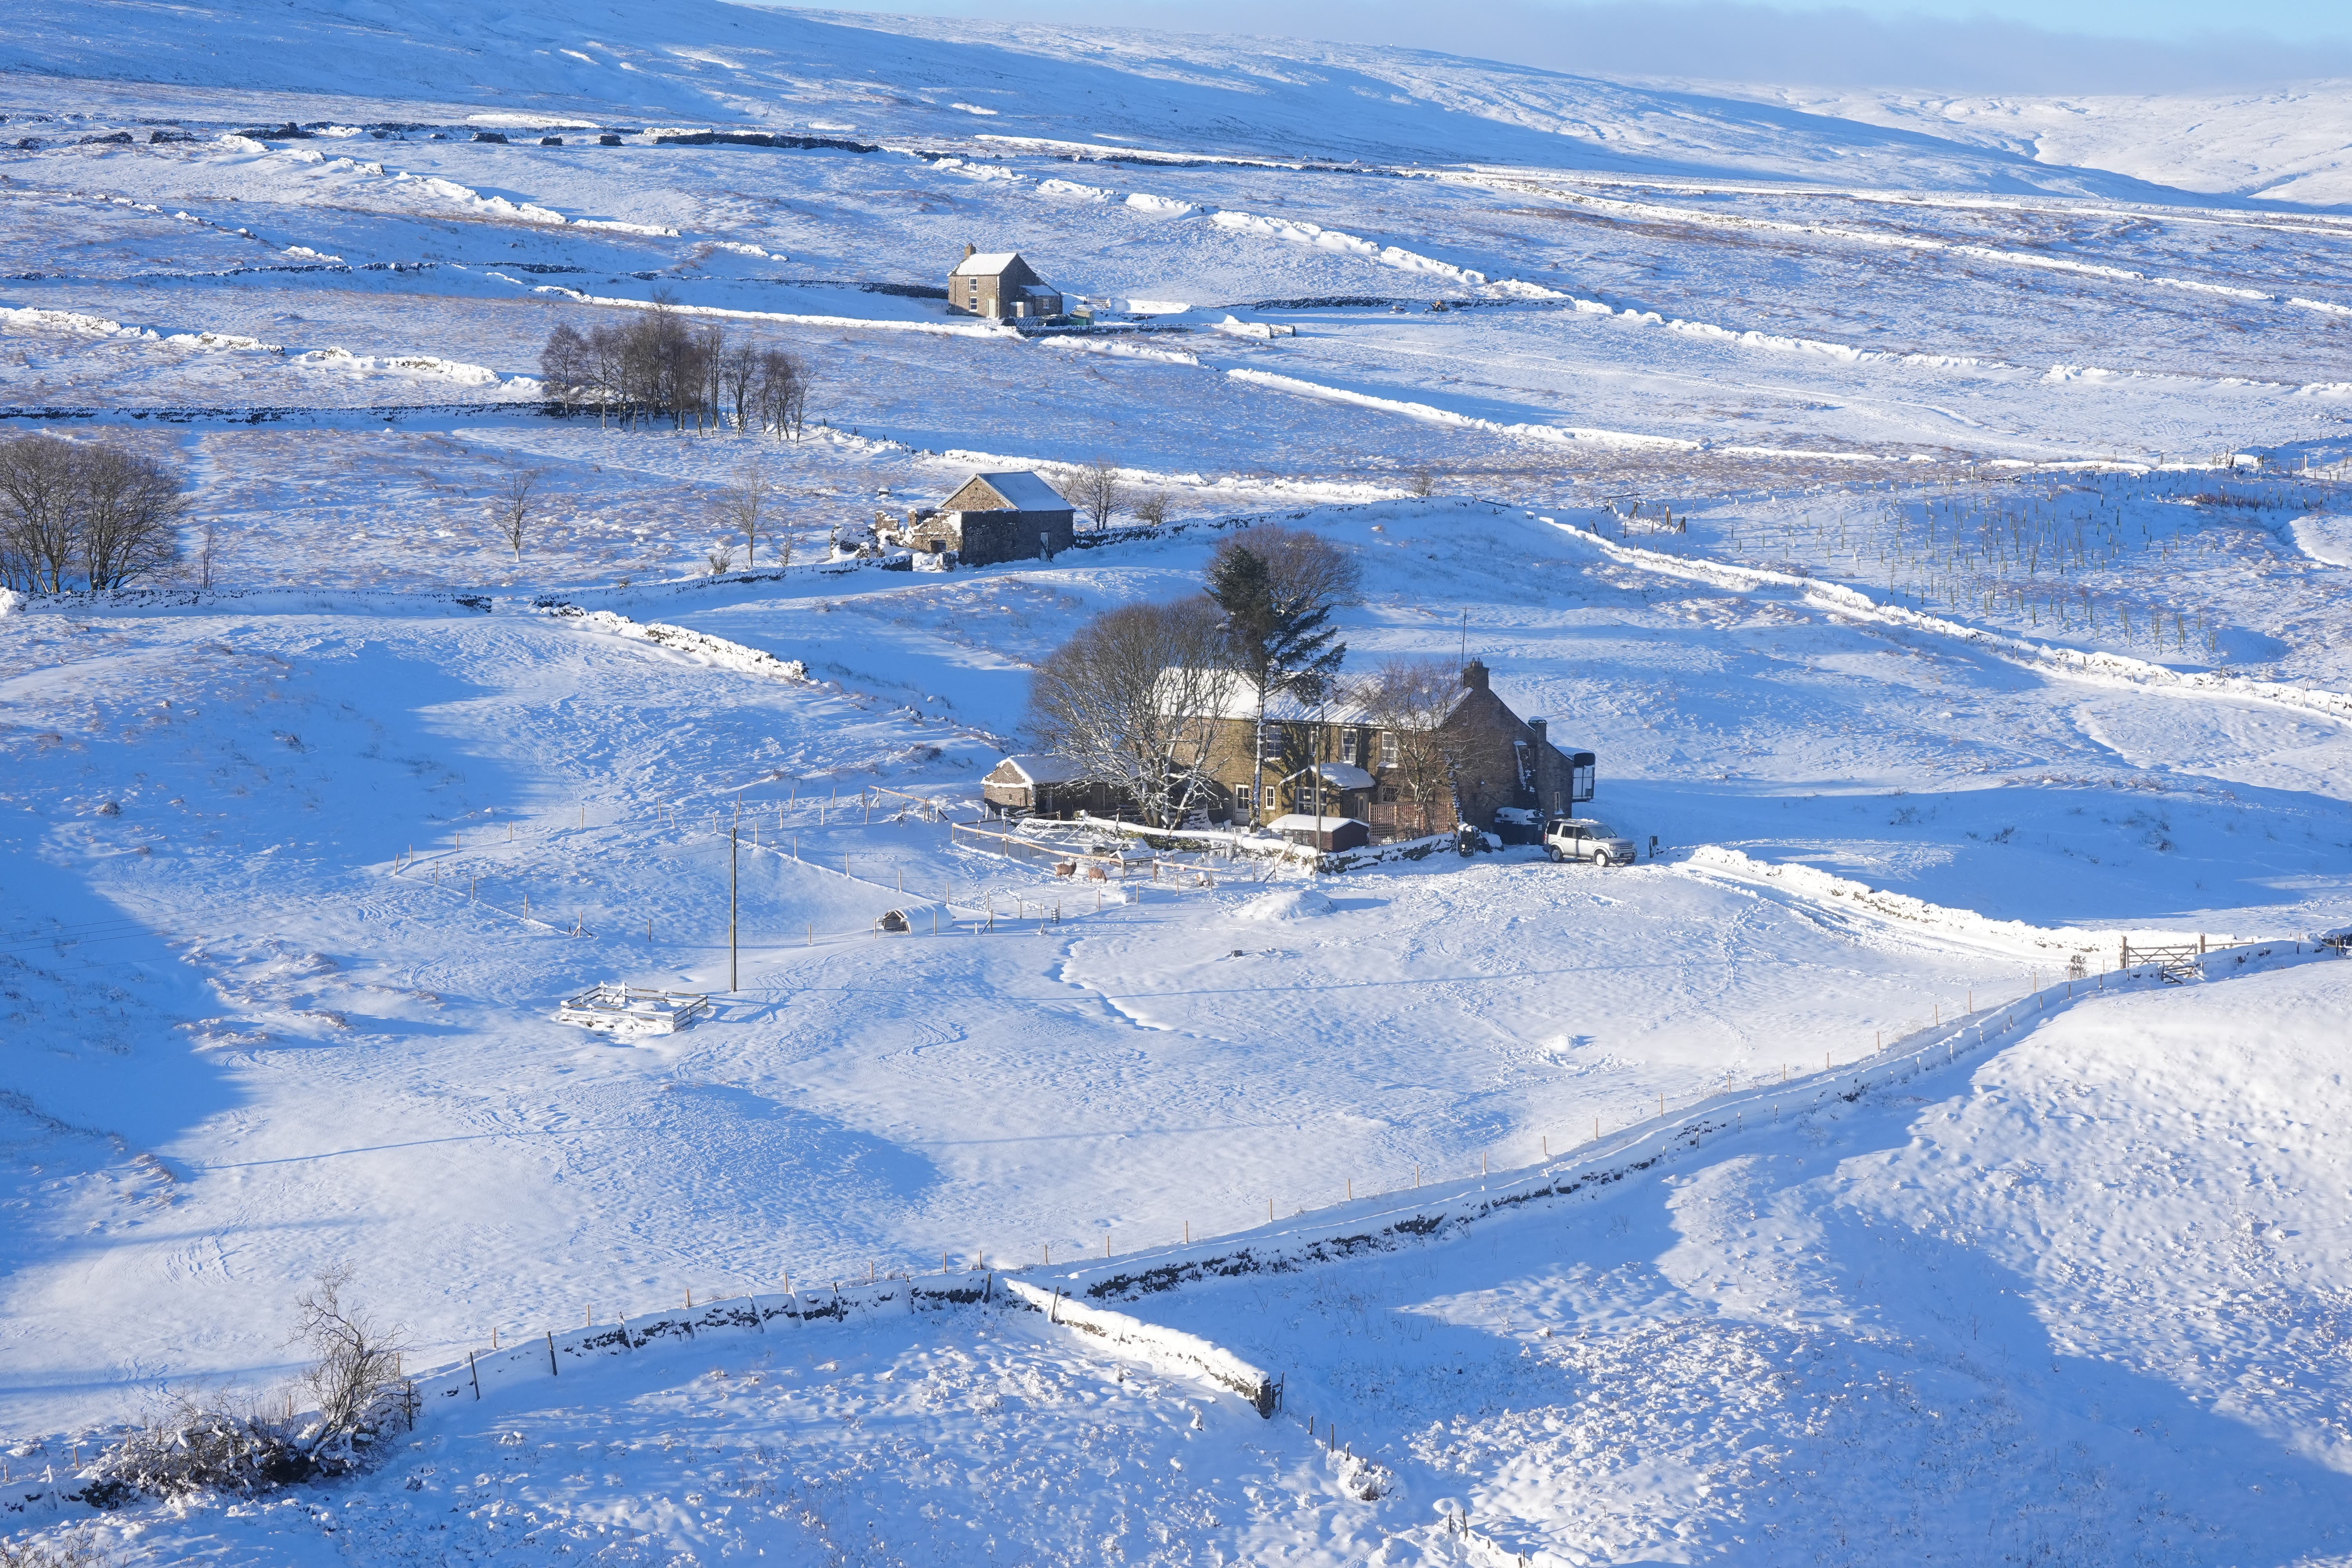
1461 659 1490 692
962 241 976 260
1528 715 1550 814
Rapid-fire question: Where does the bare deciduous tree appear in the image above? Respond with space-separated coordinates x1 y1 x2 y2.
0 435 185 593
80 444 189 590
718 339 759 434
1027 597 1234 827
1214 524 1363 614
494 468 543 561
1410 466 1438 497
1065 456 1126 531
539 320 591 411
1131 490 1171 527
290 1263 407 1463
0 436 84 593
1354 657 1465 837
196 517 223 591
710 459 773 571
757 348 811 440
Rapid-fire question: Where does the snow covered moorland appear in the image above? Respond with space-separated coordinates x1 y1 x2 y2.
2 0 2352 1561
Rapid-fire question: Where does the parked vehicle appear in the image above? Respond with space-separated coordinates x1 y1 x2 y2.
1543 817 1637 867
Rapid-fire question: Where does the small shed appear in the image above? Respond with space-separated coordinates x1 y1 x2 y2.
948 245 1063 320
984 754 1104 818
909 471 1076 566
1269 813 1370 852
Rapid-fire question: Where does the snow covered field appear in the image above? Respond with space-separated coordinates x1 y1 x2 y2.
4 2 2352 1563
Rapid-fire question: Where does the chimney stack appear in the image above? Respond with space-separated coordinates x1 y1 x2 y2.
1528 715 1550 815
1461 659 1490 692
962 241 976 260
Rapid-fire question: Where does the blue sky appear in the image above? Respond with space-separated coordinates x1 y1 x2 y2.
804 1 2352 89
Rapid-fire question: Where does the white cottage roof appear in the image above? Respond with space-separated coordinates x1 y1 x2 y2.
962 471 1072 512
1154 668 1375 726
992 753 1085 785
1315 762 1377 791
1269 814 1365 831
952 251 1023 277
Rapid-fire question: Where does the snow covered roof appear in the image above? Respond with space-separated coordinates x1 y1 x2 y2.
991 753 1085 786
1269 814 1366 831
1316 762 1376 791
1155 669 1375 725
960 471 1072 512
951 251 1023 277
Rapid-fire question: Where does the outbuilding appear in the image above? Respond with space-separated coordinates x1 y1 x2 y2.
1268 813 1371 852
983 754 1107 818
906 471 1076 566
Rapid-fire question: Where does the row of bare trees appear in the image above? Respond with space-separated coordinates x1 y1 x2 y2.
540 307 812 438
1029 526 1464 828
0 435 188 593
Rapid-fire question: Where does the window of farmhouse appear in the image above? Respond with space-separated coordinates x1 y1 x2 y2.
1341 731 1358 765
1380 731 1399 767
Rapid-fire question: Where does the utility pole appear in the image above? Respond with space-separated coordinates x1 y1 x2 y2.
729 793 740 993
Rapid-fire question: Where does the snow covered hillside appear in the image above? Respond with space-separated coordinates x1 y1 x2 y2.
4 2 2352 1563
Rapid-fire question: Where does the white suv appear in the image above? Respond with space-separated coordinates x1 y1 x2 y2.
1544 818 1637 867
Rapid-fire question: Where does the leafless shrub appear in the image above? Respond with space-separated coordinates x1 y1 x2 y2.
91 1388 310 1502
1065 457 1126 531
1131 490 1171 527
494 468 543 561
705 542 737 575
1027 598 1233 827
0 1530 109 1566
87 1265 407 1505
1409 466 1437 497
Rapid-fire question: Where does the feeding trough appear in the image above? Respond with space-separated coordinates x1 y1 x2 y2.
876 908 911 934
553 982 711 1036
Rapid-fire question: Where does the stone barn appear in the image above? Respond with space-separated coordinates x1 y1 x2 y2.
948 245 1063 321
983 754 1112 818
906 471 1076 566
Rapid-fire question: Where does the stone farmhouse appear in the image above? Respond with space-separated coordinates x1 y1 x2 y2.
948 245 1063 321
1167 659 1595 838
893 471 1076 567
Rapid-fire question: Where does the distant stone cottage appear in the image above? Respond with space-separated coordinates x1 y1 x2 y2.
948 244 1063 321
